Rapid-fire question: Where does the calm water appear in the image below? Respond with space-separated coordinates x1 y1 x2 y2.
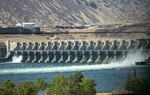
0 63 149 92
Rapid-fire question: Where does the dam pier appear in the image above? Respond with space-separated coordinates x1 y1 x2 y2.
0 38 150 63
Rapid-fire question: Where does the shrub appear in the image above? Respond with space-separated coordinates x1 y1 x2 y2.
0 80 16 95
0 72 96 95
125 77 146 93
113 76 150 94
47 72 96 95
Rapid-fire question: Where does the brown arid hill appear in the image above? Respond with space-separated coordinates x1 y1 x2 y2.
0 0 150 26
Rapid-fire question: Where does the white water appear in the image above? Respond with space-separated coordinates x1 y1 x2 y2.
0 63 134 75
12 55 23 63
0 51 147 75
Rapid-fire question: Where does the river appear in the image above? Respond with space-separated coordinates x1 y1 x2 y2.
0 62 149 92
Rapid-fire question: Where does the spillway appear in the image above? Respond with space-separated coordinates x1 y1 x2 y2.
3 39 150 64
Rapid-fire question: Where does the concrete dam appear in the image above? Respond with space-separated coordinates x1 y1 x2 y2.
0 39 150 64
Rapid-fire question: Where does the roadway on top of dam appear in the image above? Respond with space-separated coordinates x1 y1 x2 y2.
13 49 149 52
1 38 150 42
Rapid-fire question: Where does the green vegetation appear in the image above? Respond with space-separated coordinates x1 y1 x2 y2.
112 76 150 94
0 72 96 95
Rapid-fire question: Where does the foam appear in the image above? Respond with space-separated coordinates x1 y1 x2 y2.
12 55 23 63
0 50 146 75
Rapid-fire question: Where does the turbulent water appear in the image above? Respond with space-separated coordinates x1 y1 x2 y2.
0 50 147 75
12 55 23 63
0 50 149 92
0 63 134 75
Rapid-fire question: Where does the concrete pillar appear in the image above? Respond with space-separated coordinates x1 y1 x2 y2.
46 42 52 50
71 41 76 50
65 41 72 50
94 41 98 50
145 39 150 49
51 51 57 63
44 51 50 63
25 42 29 50
58 41 62 50
79 40 83 50
102 51 109 64
86 40 91 50
25 51 30 62
59 41 64 50
44 42 48 50
72 51 78 63
37 42 42 50
110 40 114 50
87 41 95 50
38 51 44 63
102 40 106 50
4 41 10 54
110 51 117 63
134 40 140 49
58 51 63 63
66 51 71 63
39 42 45 50
95 41 102 50
96 53 100 63
8 41 17 52
118 40 123 50
86 51 93 63
73 41 80 50
80 51 87 63
127 40 131 49
31 52 36 63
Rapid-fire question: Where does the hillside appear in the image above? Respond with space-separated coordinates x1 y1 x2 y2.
0 0 150 26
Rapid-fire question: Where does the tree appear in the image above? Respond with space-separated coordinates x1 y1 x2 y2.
113 76 150 94
34 78 47 91
80 77 96 95
68 72 84 95
0 80 16 95
0 72 96 95
47 75 70 95
14 81 38 95
46 72 96 95
125 77 149 93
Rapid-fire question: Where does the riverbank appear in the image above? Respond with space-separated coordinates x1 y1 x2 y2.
96 93 111 95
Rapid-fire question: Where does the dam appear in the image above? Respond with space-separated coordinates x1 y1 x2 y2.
0 38 150 64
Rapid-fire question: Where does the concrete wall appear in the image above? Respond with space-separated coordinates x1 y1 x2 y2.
0 42 6 59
